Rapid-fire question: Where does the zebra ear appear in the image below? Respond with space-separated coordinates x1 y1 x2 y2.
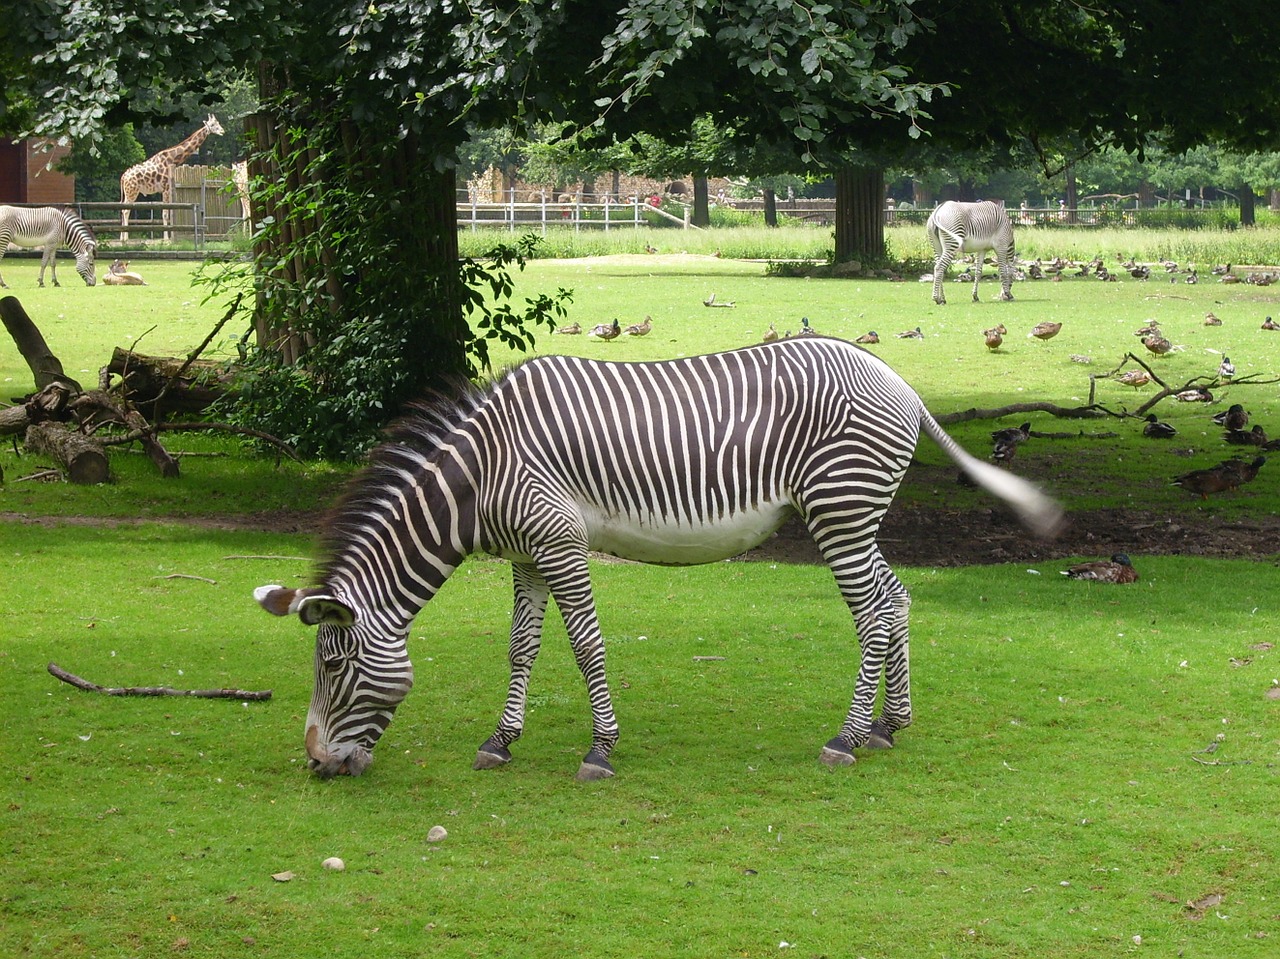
296 595 357 628
254 584 307 617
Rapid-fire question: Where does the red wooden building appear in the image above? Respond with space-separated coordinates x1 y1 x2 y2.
0 140 75 203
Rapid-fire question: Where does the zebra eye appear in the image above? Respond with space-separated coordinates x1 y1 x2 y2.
317 628 356 666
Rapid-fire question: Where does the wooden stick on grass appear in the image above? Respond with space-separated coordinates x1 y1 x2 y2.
47 662 271 700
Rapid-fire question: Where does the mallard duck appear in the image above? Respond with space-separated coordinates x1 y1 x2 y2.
1212 403 1249 430
1133 319 1161 336
984 328 1003 351
624 315 652 336
1224 424 1267 446
1217 456 1266 485
1028 321 1062 341
1175 386 1213 403
1062 554 1139 584
1172 463 1240 499
1217 356 1235 381
1203 311 1222 326
1069 354 1093 364
762 323 780 343
896 326 924 340
1211 262 1232 276
1117 370 1150 389
854 331 879 345
703 293 735 308
797 316 817 336
643 243 658 254
555 321 582 335
1142 332 1173 356
589 319 622 340
1142 414 1177 439
990 422 1031 463
1262 316 1279 331
1129 265 1151 280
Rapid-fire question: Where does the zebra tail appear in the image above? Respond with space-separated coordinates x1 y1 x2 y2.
919 410 1065 538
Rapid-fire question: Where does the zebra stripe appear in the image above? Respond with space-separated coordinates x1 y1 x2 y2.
255 336 1061 779
0 205 97 288
926 200 1015 305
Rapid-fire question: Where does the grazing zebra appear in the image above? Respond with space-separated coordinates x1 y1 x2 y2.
926 200 1015 305
255 336 1061 781
0 205 98 288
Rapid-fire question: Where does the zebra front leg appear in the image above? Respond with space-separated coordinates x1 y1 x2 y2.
475 562 549 770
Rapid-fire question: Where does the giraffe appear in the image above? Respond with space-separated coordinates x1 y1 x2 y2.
119 114 225 241
231 160 251 224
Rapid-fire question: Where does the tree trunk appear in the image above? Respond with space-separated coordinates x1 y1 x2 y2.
762 188 778 227
25 421 110 484
834 165 885 264
691 176 711 227
1064 165 1079 224
0 296 81 392
105 347 231 418
1240 183 1256 226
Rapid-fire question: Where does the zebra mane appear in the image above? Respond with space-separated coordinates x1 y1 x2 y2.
315 372 505 580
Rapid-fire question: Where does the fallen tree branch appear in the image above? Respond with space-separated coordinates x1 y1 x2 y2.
150 292 243 415
937 401 1108 425
92 420 301 462
47 662 271 700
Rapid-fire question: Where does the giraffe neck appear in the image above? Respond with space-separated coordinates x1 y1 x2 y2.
156 125 212 166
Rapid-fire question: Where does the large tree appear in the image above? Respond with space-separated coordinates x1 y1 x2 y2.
827 0 1280 261
4 0 941 453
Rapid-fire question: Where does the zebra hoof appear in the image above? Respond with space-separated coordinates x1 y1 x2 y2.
472 745 512 770
818 738 856 767
867 719 896 750
576 750 615 781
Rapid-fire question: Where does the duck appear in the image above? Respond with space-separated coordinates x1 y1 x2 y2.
1129 265 1151 280
1141 332 1173 356
1203 311 1222 326
991 422 1031 463
1133 319 1161 337
589 319 622 340
1172 463 1240 499
984 328 1003 351
854 330 880 345
1217 456 1266 485
1224 424 1267 446
703 293 735 308
555 321 582 335
797 316 817 336
762 323 780 343
1069 353 1093 364
1217 356 1235 380
624 315 652 336
643 243 658 254
1184 270 1198 284
1262 316 1279 331
1028 320 1062 341
1116 370 1150 389
1211 262 1232 276
896 326 924 340
1175 386 1213 403
1061 554 1139 584
1212 403 1249 431
1142 414 1177 439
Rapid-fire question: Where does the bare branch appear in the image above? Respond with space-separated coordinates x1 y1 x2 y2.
47 662 271 700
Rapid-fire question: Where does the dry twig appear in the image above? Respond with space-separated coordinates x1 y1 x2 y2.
47 662 271 700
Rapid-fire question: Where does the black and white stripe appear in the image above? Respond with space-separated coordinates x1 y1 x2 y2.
0 205 97 288
257 337 1060 778
926 200 1015 305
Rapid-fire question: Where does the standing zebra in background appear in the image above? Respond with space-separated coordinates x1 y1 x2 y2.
0 205 98 288
926 200 1015 305
256 337 1062 781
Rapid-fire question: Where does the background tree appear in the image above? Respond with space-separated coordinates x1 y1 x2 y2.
4 0 939 456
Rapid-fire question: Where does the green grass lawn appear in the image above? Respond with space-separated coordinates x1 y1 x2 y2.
3 523 1278 958
2 241 1280 957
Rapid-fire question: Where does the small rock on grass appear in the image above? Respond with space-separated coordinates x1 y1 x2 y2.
322 857 345 871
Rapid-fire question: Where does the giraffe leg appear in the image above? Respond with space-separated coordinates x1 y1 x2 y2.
474 562 549 769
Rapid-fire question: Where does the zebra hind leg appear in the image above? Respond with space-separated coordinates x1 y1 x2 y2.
474 562 549 770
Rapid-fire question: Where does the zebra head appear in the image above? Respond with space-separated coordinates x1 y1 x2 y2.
76 240 97 287
255 584 414 777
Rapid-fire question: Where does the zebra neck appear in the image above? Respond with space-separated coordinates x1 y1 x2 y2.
323 435 481 626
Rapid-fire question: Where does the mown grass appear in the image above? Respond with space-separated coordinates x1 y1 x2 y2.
3 523 1278 958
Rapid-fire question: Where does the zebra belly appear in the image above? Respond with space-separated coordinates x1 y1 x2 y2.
584 500 796 566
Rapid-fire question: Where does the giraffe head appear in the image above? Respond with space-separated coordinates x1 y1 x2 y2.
205 115 225 137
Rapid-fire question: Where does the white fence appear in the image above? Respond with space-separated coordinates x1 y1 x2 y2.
459 195 701 232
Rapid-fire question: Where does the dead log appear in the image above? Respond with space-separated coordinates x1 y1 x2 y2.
0 296 82 392
48 662 272 700
105 347 232 417
69 389 180 478
24 421 111 484
0 381 80 437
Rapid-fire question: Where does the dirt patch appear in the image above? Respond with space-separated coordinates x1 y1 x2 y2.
742 507 1280 567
